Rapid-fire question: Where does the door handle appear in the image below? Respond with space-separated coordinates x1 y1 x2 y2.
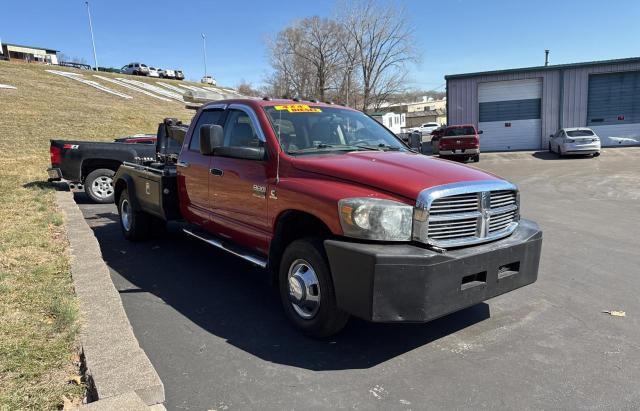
177 161 190 168
210 168 224 176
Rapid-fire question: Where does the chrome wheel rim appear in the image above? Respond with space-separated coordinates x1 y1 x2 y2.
121 199 132 231
91 175 113 199
287 259 321 320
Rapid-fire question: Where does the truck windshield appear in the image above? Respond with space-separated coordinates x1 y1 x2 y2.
264 105 406 154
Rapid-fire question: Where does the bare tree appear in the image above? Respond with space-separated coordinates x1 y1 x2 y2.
268 26 313 98
236 80 262 97
264 0 416 110
339 0 417 111
267 17 344 101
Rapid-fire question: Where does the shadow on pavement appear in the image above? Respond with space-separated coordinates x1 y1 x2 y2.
76 192 491 371
531 151 595 160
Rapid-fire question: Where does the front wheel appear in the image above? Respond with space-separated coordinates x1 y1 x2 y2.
279 238 349 338
85 168 115 203
118 189 151 241
472 154 480 162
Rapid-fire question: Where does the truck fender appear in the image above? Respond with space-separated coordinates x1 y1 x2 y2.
114 174 142 211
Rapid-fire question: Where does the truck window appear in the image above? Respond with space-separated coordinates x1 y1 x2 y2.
189 109 225 151
222 109 261 148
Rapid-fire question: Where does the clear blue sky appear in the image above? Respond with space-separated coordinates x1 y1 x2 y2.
2 0 639 89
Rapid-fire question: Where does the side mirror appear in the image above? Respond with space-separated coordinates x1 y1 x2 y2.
478 130 483 134
199 124 224 155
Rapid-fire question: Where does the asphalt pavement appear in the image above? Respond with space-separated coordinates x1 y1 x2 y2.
77 148 640 410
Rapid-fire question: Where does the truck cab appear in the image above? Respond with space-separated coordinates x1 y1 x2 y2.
113 99 542 338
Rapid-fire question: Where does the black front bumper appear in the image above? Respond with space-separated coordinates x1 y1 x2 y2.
324 219 542 322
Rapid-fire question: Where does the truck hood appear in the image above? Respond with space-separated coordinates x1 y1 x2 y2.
290 151 501 200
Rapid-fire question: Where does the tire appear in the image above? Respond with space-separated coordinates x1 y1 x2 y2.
279 238 349 338
85 168 116 203
557 146 563 157
593 152 601 157
472 154 480 162
118 189 151 241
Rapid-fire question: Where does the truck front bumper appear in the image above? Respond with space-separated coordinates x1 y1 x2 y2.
324 219 542 322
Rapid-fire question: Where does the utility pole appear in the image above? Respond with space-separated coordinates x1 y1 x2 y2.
85 1 98 71
202 33 207 78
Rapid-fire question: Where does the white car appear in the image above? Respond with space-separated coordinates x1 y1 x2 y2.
159 69 175 79
148 67 160 78
201 76 217 86
121 62 150 76
549 127 601 157
417 122 440 136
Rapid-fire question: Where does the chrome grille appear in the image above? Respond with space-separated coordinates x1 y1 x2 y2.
490 190 517 208
429 193 479 215
413 180 520 248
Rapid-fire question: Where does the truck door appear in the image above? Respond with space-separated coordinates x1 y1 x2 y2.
177 106 226 226
209 105 271 255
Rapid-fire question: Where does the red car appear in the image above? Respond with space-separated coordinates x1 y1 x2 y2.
113 100 542 337
438 124 482 162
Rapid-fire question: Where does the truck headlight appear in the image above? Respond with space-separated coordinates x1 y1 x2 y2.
338 198 413 241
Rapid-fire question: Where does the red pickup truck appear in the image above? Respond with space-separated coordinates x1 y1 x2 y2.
113 99 542 337
438 124 482 162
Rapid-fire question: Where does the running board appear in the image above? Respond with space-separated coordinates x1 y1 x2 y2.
183 228 268 268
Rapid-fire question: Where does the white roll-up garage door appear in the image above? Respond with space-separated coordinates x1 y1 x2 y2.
478 78 542 151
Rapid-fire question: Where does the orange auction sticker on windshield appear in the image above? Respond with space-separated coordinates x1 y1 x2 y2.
274 104 322 113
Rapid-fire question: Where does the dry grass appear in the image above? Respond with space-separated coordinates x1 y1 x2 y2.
0 60 194 409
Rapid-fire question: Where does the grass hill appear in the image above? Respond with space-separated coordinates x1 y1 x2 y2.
0 60 204 409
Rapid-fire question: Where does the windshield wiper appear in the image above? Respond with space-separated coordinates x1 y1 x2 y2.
355 143 403 151
287 144 370 154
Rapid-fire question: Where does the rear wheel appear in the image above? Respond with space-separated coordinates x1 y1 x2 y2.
85 168 115 203
118 189 151 241
279 238 349 338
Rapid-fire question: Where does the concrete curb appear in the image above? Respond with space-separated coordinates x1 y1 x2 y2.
56 191 165 408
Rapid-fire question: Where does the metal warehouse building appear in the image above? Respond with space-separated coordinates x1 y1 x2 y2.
446 57 640 151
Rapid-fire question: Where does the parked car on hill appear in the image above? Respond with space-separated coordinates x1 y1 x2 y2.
438 124 482 162
112 99 542 338
148 67 160 78
121 63 150 76
549 127 601 157
201 75 216 85
159 68 175 79
174 70 185 80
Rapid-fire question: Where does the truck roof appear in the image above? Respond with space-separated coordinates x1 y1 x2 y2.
201 98 359 112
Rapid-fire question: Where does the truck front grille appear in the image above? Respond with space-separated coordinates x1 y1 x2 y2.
413 180 520 248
